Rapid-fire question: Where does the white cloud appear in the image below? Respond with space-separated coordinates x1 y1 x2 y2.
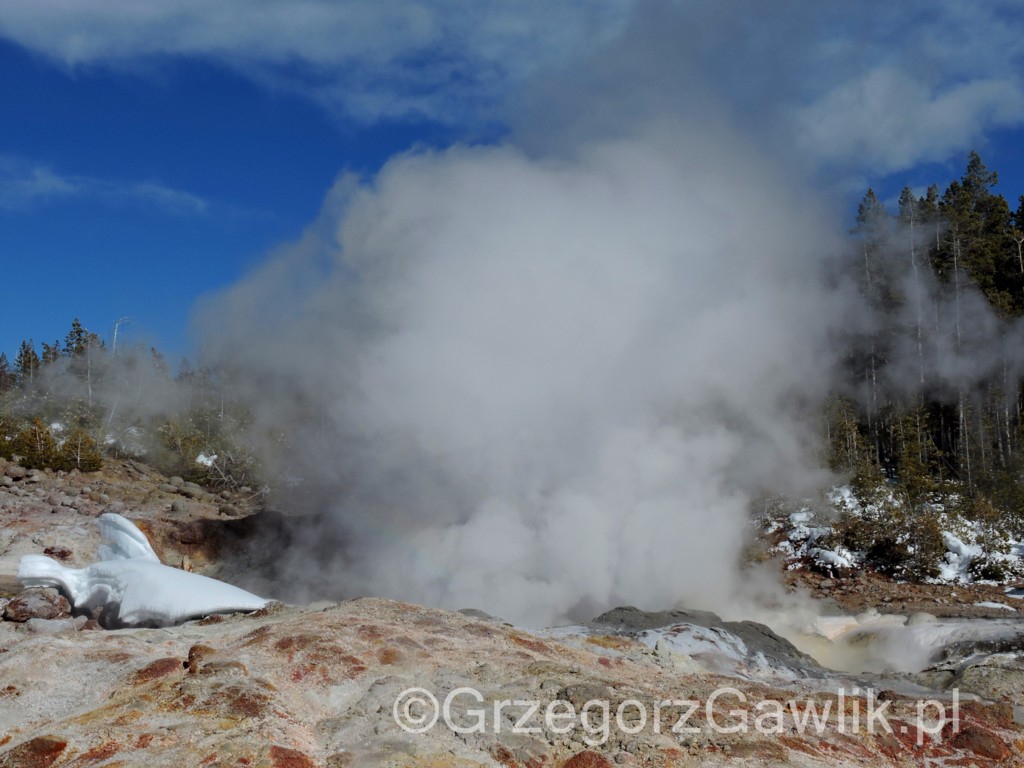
0 0 630 123
796 68 1024 174
0 159 79 209
3 1 1023 179
0 155 210 214
782 0 1024 176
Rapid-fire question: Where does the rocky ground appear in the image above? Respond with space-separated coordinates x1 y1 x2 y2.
784 570 1024 620
0 455 262 597
2 456 1024 767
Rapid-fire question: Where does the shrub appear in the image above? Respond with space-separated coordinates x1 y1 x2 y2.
968 556 1009 582
56 428 103 472
11 419 59 469
836 506 944 580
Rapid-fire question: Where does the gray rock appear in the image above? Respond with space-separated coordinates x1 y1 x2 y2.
4 464 27 481
169 476 185 487
589 605 827 678
590 606 722 632
457 608 504 622
171 499 189 513
1 476 14 488
181 482 204 499
26 470 46 483
26 616 86 634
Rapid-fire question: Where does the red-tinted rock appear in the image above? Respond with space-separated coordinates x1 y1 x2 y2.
562 751 613 768
3 589 71 622
0 735 67 768
268 745 318 768
133 657 185 684
948 723 1009 761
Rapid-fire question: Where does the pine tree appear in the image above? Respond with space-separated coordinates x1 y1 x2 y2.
1011 195 1024 306
851 189 892 452
63 318 89 357
41 341 61 365
11 420 58 469
15 340 40 386
57 428 103 472
151 347 170 378
0 352 12 391
939 152 1014 313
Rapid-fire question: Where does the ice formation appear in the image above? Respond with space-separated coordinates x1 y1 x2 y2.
17 513 269 626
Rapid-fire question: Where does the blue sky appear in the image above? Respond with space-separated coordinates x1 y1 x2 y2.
2 0 1024 364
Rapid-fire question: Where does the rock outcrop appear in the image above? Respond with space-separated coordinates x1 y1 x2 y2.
2 459 1023 766
3 598 1022 767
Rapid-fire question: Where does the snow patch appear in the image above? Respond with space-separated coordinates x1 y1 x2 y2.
974 601 1016 611
17 513 269 626
938 531 983 583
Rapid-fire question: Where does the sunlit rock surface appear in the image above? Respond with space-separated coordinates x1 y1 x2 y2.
1 598 1022 767
1 459 1023 766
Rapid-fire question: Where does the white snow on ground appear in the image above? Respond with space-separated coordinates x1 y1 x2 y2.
776 501 856 574
826 485 857 510
939 531 983 582
195 452 218 467
974 601 1016 611
808 547 854 570
17 513 268 626
768 485 1024 584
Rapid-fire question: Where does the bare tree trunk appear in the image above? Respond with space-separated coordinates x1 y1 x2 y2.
953 236 963 348
959 393 972 492
1015 232 1024 304
909 206 924 385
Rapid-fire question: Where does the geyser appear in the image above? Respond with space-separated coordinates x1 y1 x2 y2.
197 122 847 626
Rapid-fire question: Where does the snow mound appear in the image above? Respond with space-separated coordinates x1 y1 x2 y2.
938 531 983 582
18 513 269 627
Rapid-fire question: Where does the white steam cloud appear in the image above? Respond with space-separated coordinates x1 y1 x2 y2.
173 1 1024 625
198 121 846 624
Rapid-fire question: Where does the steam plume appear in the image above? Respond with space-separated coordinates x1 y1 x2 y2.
197 121 846 625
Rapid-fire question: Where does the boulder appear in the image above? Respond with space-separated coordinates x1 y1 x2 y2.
4 587 72 622
4 464 27 481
